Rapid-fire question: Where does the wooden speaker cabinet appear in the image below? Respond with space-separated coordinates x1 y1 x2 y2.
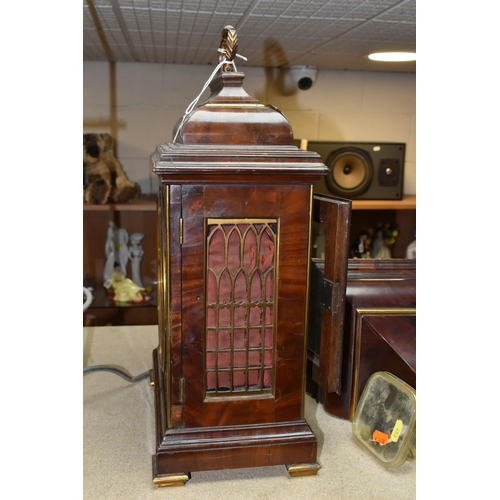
150 32 350 486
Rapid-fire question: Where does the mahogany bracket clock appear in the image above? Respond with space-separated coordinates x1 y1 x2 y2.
150 26 350 487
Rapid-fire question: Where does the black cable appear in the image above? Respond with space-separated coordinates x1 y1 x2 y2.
83 365 151 383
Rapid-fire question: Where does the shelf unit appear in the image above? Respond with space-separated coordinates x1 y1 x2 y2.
83 194 158 326
351 194 415 210
349 195 416 258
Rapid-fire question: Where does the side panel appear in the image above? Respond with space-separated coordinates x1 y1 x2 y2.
180 184 311 428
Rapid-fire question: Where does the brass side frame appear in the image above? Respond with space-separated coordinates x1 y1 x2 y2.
302 185 314 419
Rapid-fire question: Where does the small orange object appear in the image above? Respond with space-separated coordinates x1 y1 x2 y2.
372 430 391 445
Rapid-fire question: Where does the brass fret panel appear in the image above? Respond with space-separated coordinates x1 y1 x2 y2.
205 219 277 397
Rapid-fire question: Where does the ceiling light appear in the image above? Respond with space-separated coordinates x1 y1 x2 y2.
368 52 416 62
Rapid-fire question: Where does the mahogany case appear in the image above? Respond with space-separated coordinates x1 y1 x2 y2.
150 71 350 486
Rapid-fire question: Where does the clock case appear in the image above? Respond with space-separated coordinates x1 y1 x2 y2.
150 70 350 486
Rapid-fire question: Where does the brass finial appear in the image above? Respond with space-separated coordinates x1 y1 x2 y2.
218 25 238 72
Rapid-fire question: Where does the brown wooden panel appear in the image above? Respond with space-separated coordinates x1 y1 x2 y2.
154 419 317 474
178 185 314 428
310 194 351 394
168 186 183 407
352 314 416 414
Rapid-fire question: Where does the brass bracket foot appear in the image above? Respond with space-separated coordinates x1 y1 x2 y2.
152 454 191 487
286 462 321 477
153 471 191 487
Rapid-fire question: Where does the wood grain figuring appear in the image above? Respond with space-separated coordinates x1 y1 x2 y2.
355 314 416 404
155 421 317 474
168 186 183 408
177 73 294 146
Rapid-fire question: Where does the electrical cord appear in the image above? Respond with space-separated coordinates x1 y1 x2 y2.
83 365 151 383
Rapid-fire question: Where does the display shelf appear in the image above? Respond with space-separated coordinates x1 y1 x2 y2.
351 194 416 210
83 194 158 326
83 194 157 211
349 195 416 258
83 286 158 326
86 285 157 309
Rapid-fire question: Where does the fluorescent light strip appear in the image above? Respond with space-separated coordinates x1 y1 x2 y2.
368 52 416 62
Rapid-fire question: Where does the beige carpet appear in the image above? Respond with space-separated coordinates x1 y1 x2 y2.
84 325 416 499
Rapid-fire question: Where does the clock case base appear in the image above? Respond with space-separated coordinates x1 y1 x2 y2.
152 348 319 481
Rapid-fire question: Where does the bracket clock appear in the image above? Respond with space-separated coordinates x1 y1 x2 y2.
150 26 350 487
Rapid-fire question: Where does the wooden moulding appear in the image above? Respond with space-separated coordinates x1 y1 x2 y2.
152 345 320 482
153 420 318 477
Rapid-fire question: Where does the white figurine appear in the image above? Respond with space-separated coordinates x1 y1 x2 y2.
129 232 145 287
406 238 416 259
103 221 117 281
117 227 130 277
371 229 392 259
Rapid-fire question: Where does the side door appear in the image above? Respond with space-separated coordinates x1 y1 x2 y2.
308 193 352 394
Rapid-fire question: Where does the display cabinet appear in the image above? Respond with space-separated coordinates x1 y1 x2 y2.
83 195 158 326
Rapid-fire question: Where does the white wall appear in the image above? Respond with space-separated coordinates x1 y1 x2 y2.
83 61 416 195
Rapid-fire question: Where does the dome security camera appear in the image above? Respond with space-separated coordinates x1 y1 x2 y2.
289 66 318 90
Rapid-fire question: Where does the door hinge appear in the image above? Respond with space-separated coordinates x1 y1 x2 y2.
179 218 184 245
179 377 185 403
320 278 339 314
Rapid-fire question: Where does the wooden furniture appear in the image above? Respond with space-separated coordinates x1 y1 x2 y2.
150 35 350 485
307 259 416 420
83 195 158 326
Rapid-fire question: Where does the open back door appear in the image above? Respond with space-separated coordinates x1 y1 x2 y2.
308 193 351 394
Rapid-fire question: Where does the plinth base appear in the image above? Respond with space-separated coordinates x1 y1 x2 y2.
153 419 318 480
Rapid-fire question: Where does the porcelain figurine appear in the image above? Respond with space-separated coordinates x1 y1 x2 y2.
129 232 145 287
103 221 117 281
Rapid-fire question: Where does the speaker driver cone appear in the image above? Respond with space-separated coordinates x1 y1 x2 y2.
325 148 373 197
